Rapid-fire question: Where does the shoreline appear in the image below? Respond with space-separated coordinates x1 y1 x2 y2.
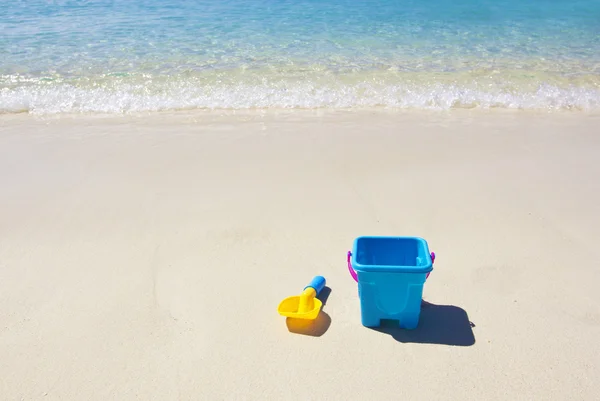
3 105 600 125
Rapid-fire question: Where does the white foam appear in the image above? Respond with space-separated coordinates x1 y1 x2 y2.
1 79 600 114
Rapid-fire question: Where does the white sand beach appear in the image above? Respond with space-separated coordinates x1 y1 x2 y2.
1 110 599 400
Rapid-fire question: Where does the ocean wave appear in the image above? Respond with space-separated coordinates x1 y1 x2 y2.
2 74 600 114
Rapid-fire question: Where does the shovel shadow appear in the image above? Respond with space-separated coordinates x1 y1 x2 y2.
285 286 332 337
371 301 476 346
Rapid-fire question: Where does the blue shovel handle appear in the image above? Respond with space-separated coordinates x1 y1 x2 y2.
304 276 326 295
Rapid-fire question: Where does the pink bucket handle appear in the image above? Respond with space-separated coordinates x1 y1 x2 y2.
347 250 435 282
347 251 358 282
426 251 436 279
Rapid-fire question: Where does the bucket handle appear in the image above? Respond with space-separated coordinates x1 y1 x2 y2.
347 251 358 282
347 251 436 282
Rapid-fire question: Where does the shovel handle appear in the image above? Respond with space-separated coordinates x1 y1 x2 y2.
304 276 326 295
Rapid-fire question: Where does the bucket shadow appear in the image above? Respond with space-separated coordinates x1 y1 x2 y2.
370 301 476 346
285 286 332 337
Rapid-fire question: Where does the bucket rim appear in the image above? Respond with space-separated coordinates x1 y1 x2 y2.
351 236 434 274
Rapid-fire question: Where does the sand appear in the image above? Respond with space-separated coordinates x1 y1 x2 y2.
1 109 599 400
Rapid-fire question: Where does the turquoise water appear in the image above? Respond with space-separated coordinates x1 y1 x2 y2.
1 0 600 113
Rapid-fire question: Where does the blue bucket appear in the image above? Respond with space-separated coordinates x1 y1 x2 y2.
347 236 435 329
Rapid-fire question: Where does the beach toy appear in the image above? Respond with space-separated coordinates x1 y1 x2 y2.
347 250 435 282
277 276 326 320
347 236 435 329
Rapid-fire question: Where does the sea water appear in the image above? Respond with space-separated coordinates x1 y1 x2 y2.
1 0 599 114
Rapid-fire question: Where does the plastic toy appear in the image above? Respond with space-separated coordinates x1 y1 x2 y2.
348 250 435 282
347 236 435 329
278 276 326 320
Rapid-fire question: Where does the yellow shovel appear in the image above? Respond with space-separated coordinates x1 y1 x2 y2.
277 276 326 320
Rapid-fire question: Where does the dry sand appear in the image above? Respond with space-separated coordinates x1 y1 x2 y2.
1 109 599 400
